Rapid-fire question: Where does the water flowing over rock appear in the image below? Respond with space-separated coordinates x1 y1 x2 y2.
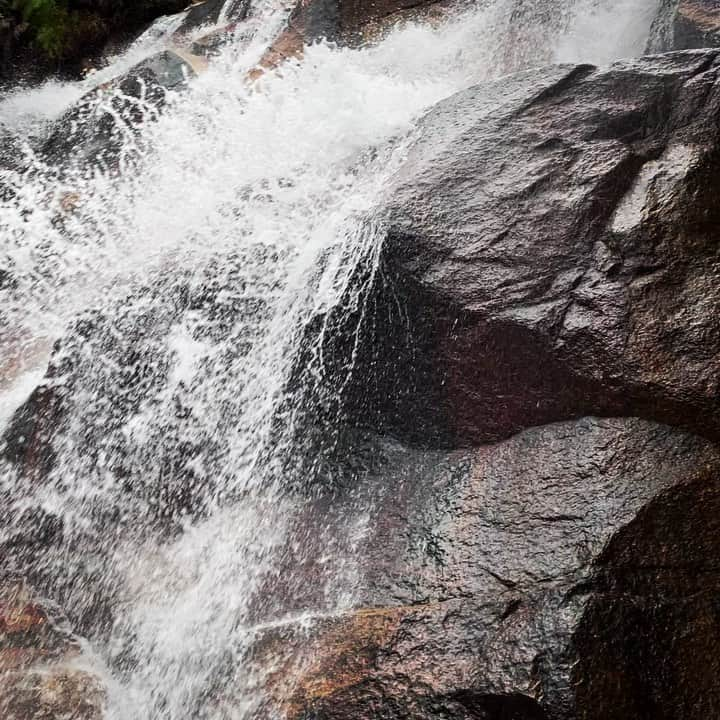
1 0 719 719
41 50 199 170
0 579 105 720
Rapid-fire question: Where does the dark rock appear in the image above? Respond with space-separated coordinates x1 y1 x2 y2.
174 0 250 37
333 51 720 447
41 49 196 170
0 123 21 169
0 123 24 203
648 0 720 51
249 418 720 720
248 0 458 79
288 0 459 44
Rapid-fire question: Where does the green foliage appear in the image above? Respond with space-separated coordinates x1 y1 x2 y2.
13 0 71 57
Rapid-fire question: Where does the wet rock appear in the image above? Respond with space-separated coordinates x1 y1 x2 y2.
251 418 720 720
336 51 720 447
0 123 24 204
0 578 104 720
293 0 458 42
174 0 250 37
0 249 281 632
41 49 197 170
648 0 720 51
249 0 459 79
191 23 241 57
0 123 21 169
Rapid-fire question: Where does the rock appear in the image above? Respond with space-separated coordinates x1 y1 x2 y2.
287 0 459 44
0 248 282 632
248 0 458 80
247 417 720 720
330 51 720 447
41 49 197 170
0 123 24 203
648 0 720 51
174 0 250 37
0 578 104 720
190 23 241 57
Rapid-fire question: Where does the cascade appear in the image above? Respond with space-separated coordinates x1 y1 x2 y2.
0 0 662 717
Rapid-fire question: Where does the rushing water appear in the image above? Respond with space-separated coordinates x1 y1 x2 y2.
0 0 659 717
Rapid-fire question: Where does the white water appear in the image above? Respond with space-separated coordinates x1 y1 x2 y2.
0 0 659 718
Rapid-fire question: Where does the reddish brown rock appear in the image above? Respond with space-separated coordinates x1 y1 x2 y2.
330 51 720 448
649 0 720 51
287 0 459 45
237 417 720 720
0 579 105 720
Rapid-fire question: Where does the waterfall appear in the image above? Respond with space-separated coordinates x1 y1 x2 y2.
0 0 661 718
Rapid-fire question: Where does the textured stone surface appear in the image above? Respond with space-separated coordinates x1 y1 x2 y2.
334 51 720 447
288 0 458 43
41 50 197 170
0 579 105 720
649 0 720 51
248 418 720 719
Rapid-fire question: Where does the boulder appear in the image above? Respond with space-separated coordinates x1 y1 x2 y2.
248 0 459 79
284 0 459 45
298 0 458 41
332 51 720 447
0 0 190 87
648 0 720 51
248 417 720 720
41 49 197 170
0 578 104 720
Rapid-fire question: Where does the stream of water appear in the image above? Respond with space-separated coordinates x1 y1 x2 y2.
0 0 660 717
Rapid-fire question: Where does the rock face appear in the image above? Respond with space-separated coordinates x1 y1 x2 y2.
257 50 720 719
289 0 456 44
334 51 720 447
648 0 720 51
252 418 720 720
41 50 198 170
0 579 104 720
250 0 457 78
